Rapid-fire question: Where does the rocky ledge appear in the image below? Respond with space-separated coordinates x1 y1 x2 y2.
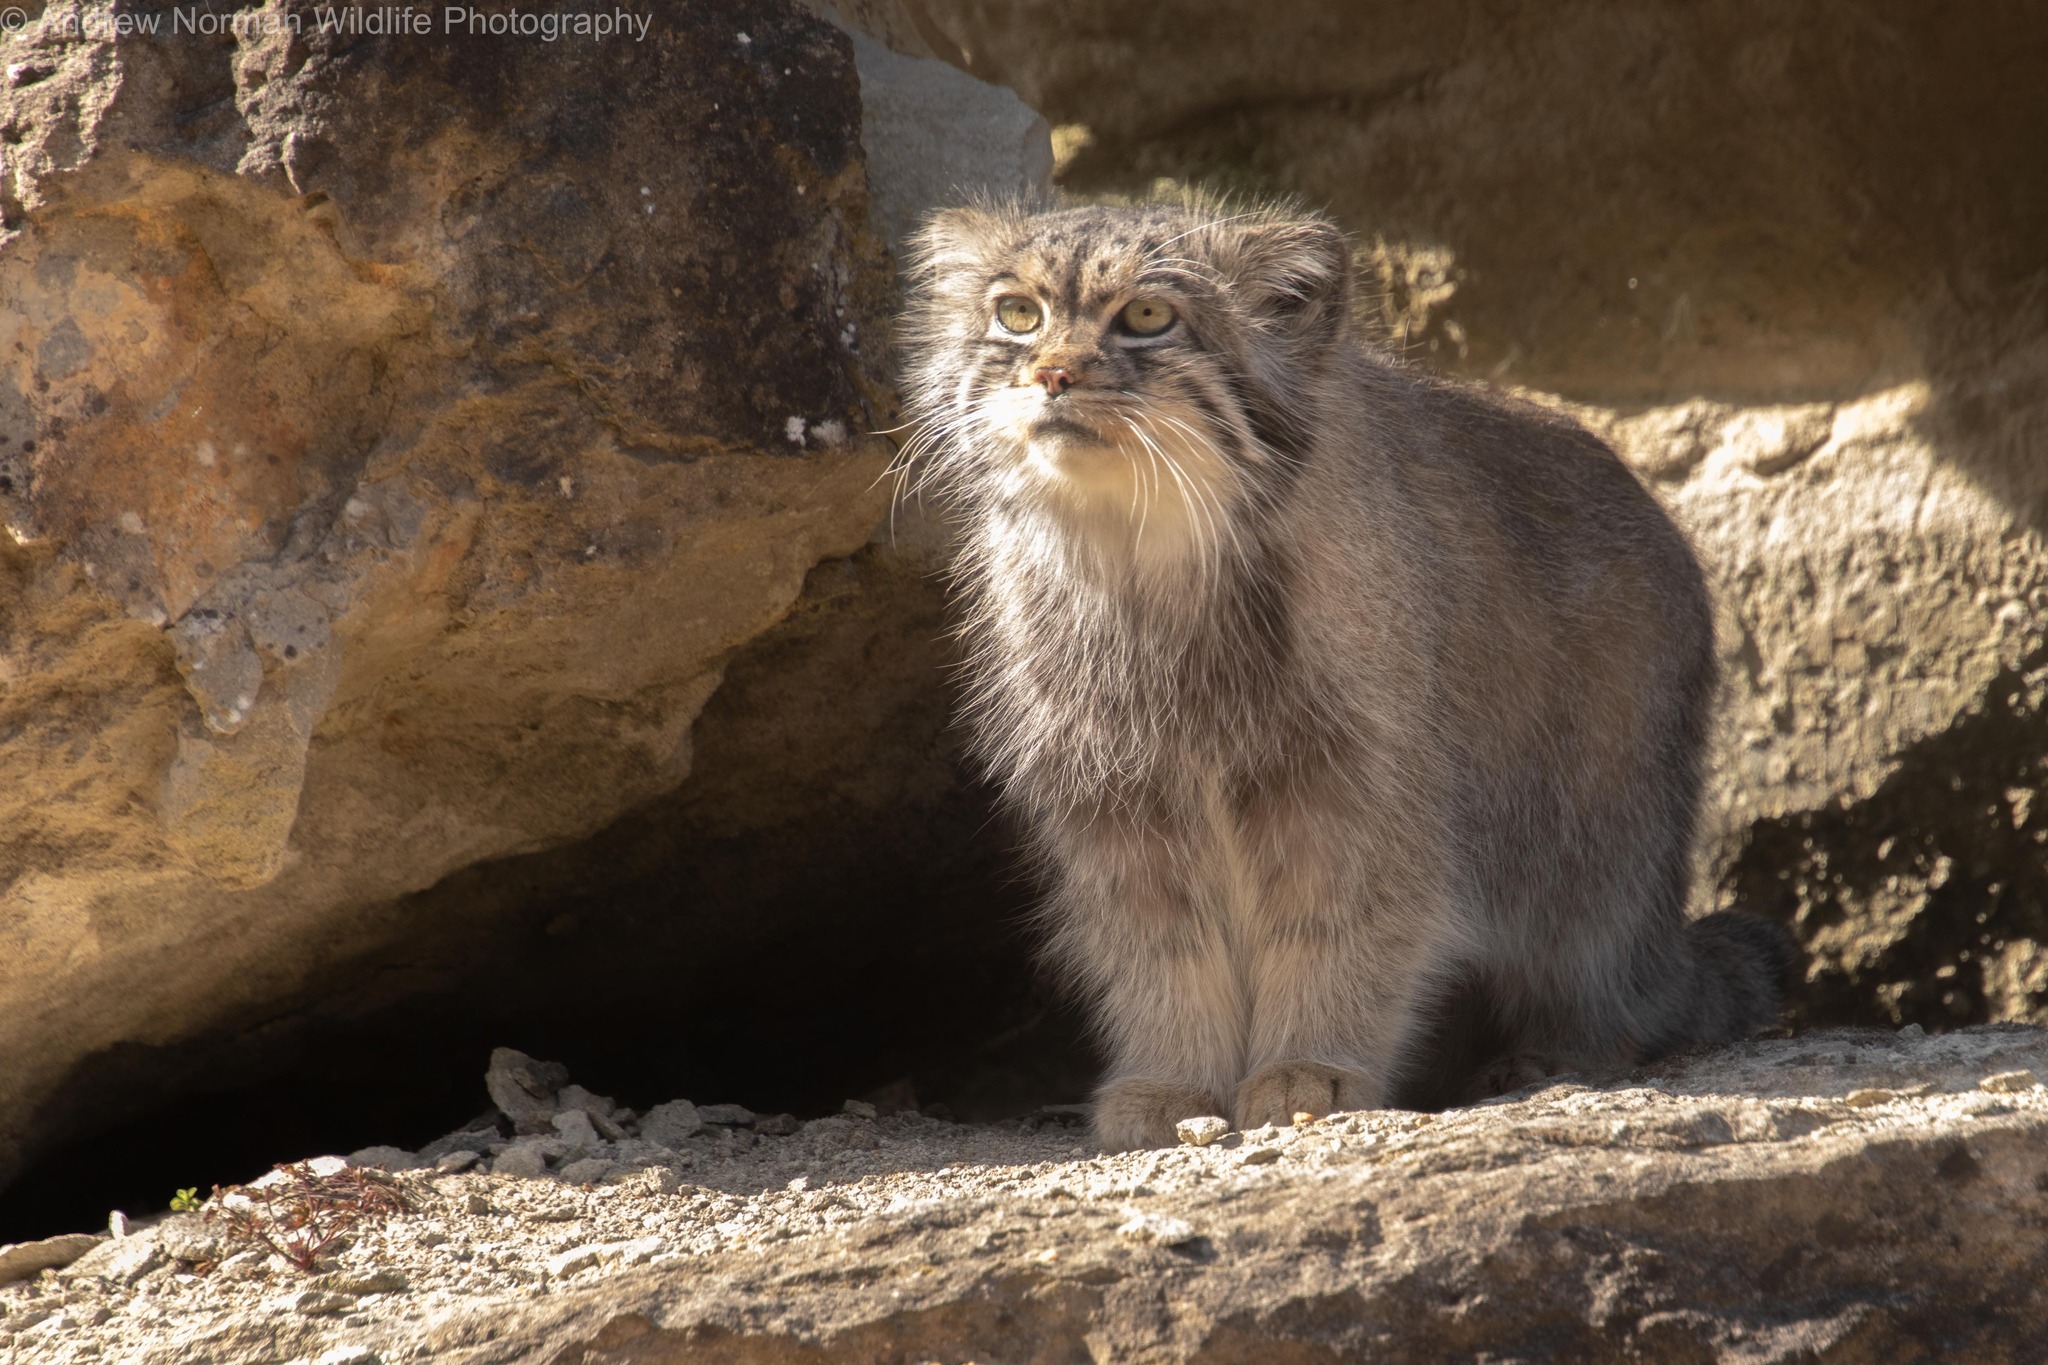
2 1027 2044 1363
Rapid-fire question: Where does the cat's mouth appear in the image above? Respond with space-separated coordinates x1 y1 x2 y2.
1026 410 1103 442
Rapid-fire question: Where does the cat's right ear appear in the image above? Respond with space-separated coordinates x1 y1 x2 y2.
909 206 1009 280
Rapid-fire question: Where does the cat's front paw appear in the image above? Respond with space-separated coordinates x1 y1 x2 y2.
1234 1061 1378 1129
1093 1078 1227 1152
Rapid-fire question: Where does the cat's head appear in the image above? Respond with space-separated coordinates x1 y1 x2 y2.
896 199 1352 550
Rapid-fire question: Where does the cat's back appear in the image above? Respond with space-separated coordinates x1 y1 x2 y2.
1294 348 1714 781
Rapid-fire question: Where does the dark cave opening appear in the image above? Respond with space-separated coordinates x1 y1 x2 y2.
0 837 1098 1245
0 550 1102 1245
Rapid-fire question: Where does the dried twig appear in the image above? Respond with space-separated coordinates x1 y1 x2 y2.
205 1161 413 1272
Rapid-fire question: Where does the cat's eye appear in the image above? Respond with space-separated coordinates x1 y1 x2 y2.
994 296 1043 334
1118 298 1176 336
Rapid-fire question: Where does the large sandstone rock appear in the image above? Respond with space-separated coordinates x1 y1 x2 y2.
894 0 2048 1030
7 1028 2044 1360
0 0 899 1190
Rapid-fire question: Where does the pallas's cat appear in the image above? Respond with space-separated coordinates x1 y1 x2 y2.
896 200 1793 1150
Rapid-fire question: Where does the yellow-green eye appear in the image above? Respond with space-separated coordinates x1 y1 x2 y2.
1118 298 1176 336
994 295 1043 334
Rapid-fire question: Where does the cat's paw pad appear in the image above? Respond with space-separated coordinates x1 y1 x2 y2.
1094 1079 1226 1152
1463 1052 1578 1102
1234 1061 1377 1130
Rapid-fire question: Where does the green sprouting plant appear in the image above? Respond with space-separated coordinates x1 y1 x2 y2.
169 1188 201 1213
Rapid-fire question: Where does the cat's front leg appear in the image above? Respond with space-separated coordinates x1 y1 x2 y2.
1234 796 1464 1129
1080 906 1245 1150
1042 818 1246 1151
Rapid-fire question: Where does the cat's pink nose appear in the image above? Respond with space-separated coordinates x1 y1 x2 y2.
1033 365 1077 396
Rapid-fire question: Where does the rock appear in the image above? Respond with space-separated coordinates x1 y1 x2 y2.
557 1086 629 1141
554 1085 619 1121
547 1238 665 1280
156 1214 221 1264
1115 1211 1199 1247
544 1246 604 1280
311 1269 406 1296
638 1100 706 1149
1174 1116 1230 1147
61 1230 161 1284
345 1146 420 1173
418 1127 500 1163
252 1156 349 1187
838 28 1053 257
0 1232 102 1285
698 1103 757 1127
549 1109 603 1155
13 1028 2037 1361
0 0 895 1192
490 1143 550 1181
1982 1069 2039 1093
485 1050 572 1136
316 1347 383 1365
754 1112 801 1136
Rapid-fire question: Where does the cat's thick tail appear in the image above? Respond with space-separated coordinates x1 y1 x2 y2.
1666 909 1802 1048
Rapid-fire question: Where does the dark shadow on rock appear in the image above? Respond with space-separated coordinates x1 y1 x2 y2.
0 544 1097 1242
1726 643 2048 1031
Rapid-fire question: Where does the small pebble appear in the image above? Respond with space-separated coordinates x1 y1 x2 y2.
492 1145 549 1180
316 1347 383 1365
347 1146 420 1172
698 1103 755 1127
551 1109 602 1150
545 1246 602 1279
639 1099 705 1147
1980 1070 2039 1093
312 1269 407 1295
1117 1211 1198 1247
1175 1116 1230 1147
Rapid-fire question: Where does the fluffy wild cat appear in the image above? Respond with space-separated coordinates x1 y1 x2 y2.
896 200 1794 1151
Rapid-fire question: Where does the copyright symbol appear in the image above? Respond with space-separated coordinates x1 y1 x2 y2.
0 8 30 35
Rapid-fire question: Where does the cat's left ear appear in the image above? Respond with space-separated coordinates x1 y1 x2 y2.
1227 216 1352 348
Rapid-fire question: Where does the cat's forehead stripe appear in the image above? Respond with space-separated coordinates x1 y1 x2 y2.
996 222 1199 315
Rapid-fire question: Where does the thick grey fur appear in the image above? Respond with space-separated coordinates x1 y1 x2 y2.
895 199 1796 1150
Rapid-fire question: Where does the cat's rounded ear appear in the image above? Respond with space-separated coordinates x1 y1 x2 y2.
909 206 1011 280
1225 216 1353 345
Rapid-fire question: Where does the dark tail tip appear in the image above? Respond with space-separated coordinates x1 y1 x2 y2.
1685 909 1803 1040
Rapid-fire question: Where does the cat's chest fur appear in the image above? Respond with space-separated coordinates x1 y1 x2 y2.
960 501 1306 812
